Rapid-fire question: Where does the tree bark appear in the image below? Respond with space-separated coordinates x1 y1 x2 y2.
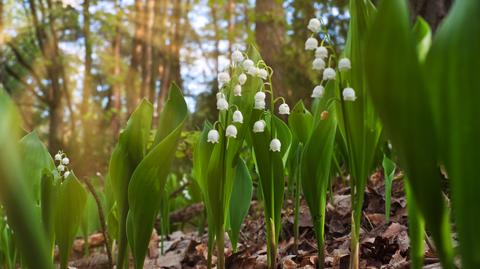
126 0 145 114
141 0 154 100
255 0 289 99
110 0 123 137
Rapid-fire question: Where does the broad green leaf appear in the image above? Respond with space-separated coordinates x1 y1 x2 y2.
55 173 87 269
127 84 187 269
228 158 252 252
412 17 431 61
108 99 153 268
405 178 425 269
382 155 395 222
301 100 337 265
365 0 453 267
19 132 55 202
342 1 382 253
40 170 58 256
0 90 53 269
425 1 480 267
288 101 313 144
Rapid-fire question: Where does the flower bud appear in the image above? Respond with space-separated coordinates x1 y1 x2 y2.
305 37 318 50
254 100 266 110
342 87 357 101
338 58 351 71
216 92 225 100
232 50 244 64
320 111 329 120
311 85 324 98
62 157 70 165
207 129 220 143
279 103 290 115
253 120 266 133
247 66 258 76
64 171 71 178
216 98 229 111
258 68 268 80
217 72 231 86
234 84 242 96
55 153 62 161
243 59 254 70
57 164 65 172
233 110 243 123
323 68 336 80
255 91 266 102
312 58 325 70
315 46 328 59
269 138 281 152
225 125 238 138
238 73 247 85
307 18 321 33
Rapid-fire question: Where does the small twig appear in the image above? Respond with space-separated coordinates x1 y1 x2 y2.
82 177 113 269
169 181 191 199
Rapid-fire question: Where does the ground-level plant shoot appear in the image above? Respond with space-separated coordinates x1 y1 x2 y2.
0 0 478 268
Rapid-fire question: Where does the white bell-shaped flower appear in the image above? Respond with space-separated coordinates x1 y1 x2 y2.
315 46 328 59
253 120 266 133
55 153 62 161
216 98 229 111
233 110 243 124
247 66 258 76
238 73 247 85
207 129 220 143
307 18 321 33
338 58 351 71
305 37 318 50
269 138 281 152
255 91 266 102
342 87 357 101
218 72 231 87
234 84 242 96
62 157 70 165
232 50 244 64
258 68 268 80
311 85 325 98
57 164 65 172
323 68 336 80
312 58 325 70
225 125 238 138
64 171 71 178
279 103 290 115
243 59 254 70
254 100 266 110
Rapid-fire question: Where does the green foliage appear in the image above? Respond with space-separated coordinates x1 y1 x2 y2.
298 86 337 268
252 113 292 268
228 158 253 252
109 84 188 269
425 0 480 267
55 173 87 269
382 155 395 222
405 178 425 269
0 90 53 269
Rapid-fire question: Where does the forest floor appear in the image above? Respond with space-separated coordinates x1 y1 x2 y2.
69 171 443 269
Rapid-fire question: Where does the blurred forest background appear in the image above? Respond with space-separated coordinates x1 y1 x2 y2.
0 0 450 181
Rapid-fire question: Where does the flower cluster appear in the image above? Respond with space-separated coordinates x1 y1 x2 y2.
305 18 356 102
54 151 71 178
207 49 291 152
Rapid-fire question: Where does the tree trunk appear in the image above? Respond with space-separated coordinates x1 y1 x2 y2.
158 0 184 112
126 0 144 114
408 0 452 31
141 0 154 100
110 0 123 138
255 0 288 99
